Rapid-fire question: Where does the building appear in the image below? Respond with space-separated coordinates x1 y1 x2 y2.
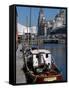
38 8 47 37
46 9 66 39
52 9 66 29
17 23 37 39
48 9 66 39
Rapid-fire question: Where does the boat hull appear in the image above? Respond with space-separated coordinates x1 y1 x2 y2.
23 63 63 83
33 73 63 83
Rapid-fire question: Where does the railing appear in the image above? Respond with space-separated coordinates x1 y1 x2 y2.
21 37 66 47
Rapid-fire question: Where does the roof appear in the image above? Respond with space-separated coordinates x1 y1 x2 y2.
50 26 66 34
31 49 51 54
17 23 37 35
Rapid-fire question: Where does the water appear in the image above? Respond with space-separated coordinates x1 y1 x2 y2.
32 44 67 81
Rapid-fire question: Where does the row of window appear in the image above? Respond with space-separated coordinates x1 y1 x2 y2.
36 54 48 58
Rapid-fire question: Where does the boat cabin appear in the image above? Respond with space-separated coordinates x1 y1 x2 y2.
31 49 52 69
24 49 63 82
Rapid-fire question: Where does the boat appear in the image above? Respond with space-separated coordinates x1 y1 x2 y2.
22 9 63 83
23 48 63 83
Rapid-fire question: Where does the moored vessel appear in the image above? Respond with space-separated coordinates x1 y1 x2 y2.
23 48 63 83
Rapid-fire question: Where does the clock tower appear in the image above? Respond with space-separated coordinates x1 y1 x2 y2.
38 8 47 37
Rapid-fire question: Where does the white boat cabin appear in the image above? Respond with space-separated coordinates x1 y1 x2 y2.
31 49 52 69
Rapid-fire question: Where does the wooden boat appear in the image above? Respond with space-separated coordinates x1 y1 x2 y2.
23 48 63 83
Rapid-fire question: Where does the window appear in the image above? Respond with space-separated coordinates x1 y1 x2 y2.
46 54 48 58
36 54 39 58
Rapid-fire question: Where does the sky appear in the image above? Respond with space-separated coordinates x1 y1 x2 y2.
16 6 61 26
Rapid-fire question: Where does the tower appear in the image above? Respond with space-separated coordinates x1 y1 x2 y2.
38 8 47 36
60 9 66 25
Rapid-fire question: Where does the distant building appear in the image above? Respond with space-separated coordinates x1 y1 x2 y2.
50 26 66 39
47 20 53 29
17 23 37 39
46 9 66 39
38 8 47 37
52 9 66 29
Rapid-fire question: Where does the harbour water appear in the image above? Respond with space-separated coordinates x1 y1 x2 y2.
34 43 67 81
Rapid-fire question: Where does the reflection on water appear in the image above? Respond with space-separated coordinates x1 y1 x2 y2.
33 44 67 81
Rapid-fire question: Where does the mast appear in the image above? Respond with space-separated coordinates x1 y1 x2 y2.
30 8 31 27
26 16 29 47
30 8 32 47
